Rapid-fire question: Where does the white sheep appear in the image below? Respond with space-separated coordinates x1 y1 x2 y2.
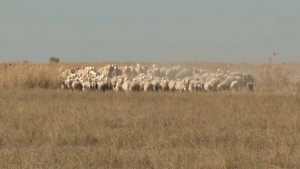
143 82 154 92
230 81 238 91
112 79 123 92
168 80 177 92
82 81 96 91
188 80 203 92
129 80 140 91
159 80 169 92
204 78 221 91
151 80 160 91
122 80 130 92
175 79 189 92
71 80 83 91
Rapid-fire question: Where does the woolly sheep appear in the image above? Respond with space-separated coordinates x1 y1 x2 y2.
112 79 123 92
168 80 177 92
204 78 221 91
188 80 203 92
77 69 89 76
97 80 108 92
82 81 97 91
175 79 189 92
159 80 169 92
71 80 83 91
129 80 140 91
122 80 130 92
246 82 254 91
61 64 255 93
151 80 160 91
143 82 154 92
230 81 238 91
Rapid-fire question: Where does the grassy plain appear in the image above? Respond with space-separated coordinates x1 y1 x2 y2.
0 61 300 168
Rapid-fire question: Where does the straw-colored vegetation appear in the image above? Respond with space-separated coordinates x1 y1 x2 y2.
1 61 300 168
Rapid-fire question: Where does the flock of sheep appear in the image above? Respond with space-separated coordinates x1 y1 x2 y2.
61 64 254 92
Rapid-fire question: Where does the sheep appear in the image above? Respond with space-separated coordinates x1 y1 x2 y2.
139 81 145 91
97 65 113 77
197 82 205 91
64 78 75 89
110 64 118 77
216 73 227 81
84 66 95 71
188 80 203 92
77 69 89 76
184 76 195 81
161 77 170 81
217 81 229 91
69 68 76 74
152 76 161 80
230 81 238 91
205 73 217 82
168 80 177 92
234 76 244 89
151 80 160 91
99 64 118 77
175 79 190 92
188 83 197 92
122 80 130 92
60 68 76 79
97 80 108 92
61 63 255 93
88 70 97 78
244 74 255 84
71 80 83 91
129 80 140 91
106 80 113 91
159 80 169 92
134 64 148 75
204 78 221 91
61 80 69 90
217 76 238 91
246 82 254 92
133 74 143 81
143 82 154 92
82 81 97 91
143 75 153 82
67 73 77 79
112 79 123 92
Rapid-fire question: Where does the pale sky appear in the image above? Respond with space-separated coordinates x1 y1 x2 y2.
1 0 300 63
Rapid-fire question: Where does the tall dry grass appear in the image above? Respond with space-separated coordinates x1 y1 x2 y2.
0 61 300 93
1 61 300 168
0 88 300 168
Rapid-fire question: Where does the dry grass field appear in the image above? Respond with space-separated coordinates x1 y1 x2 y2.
1 61 300 168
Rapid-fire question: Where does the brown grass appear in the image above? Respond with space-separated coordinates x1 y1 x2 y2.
0 61 300 168
0 61 299 92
